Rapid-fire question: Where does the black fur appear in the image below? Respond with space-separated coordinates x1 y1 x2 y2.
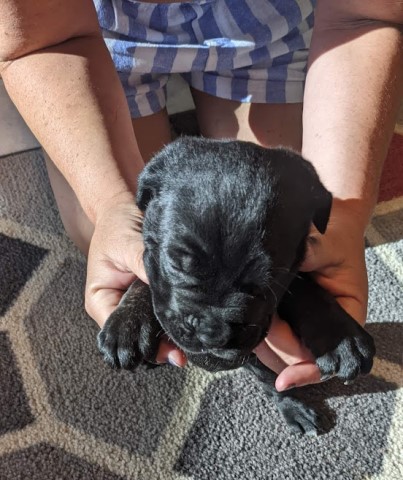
98 137 375 435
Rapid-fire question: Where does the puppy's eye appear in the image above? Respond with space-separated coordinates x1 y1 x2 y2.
168 247 198 273
186 283 208 294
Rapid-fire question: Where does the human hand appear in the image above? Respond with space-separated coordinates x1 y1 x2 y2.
85 193 187 367
255 200 368 391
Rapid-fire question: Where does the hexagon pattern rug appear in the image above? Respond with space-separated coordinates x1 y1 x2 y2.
0 143 402 480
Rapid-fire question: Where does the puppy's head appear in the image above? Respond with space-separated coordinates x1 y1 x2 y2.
137 138 332 369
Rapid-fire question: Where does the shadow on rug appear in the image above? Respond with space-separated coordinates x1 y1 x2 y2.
0 136 402 479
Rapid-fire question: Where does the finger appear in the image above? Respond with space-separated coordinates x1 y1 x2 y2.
155 338 187 367
299 219 345 274
253 342 288 374
86 234 147 327
275 361 322 392
299 224 368 326
299 233 326 273
124 239 148 285
86 268 137 328
86 262 149 328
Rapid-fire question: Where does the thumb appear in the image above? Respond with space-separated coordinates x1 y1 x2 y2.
299 233 341 273
85 233 147 327
275 361 322 392
85 261 137 328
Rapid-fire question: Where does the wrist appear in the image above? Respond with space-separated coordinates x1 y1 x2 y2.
329 198 373 236
94 189 138 223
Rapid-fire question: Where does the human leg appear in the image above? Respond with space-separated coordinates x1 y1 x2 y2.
43 150 94 255
182 0 313 150
191 88 303 151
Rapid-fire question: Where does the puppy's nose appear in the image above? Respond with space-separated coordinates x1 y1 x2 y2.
197 330 229 348
184 315 231 348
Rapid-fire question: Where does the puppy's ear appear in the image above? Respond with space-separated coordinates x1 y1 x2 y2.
136 153 167 211
311 184 332 234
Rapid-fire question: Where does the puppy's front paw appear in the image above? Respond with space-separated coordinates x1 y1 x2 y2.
280 275 376 384
315 322 375 383
97 280 161 370
98 310 140 369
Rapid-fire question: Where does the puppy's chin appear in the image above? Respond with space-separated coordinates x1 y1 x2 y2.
157 304 272 372
186 350 253 372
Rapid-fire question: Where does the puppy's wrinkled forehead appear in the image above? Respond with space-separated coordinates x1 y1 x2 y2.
159 193 270 286
138 137 332 266
162 178 268 242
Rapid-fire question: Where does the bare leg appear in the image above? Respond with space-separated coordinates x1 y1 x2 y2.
44 151 94 254
130 108 172 163
44 108 172 255
191 88 302 151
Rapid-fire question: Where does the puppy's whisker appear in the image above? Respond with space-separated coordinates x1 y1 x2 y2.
165 333 175 345
272 267 291 274
242 355 250 366
156 329 165 339
271 279 292 296
267 285 278 306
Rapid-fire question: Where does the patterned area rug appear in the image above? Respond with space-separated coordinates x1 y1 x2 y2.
1 137 402 480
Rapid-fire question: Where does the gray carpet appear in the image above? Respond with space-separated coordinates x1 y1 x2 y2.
0 148 402 480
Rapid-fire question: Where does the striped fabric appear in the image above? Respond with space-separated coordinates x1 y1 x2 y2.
95 0 316 117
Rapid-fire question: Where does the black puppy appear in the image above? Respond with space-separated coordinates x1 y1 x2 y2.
98 137 375 434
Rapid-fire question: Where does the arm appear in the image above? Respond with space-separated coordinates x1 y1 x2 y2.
258 1 403 391
301 0 403 324
0 0 146 321
0 1 188 367
0 0 143 222
303 0 403 225
0 1 186 367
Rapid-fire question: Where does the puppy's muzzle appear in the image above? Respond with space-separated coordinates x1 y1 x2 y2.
182 314 232 349
171 311 266 354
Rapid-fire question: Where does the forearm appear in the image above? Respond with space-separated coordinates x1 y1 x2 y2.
1 33 142 223
302 1 403 229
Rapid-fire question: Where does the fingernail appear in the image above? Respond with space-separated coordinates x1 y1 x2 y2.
320 374 335 382
167 354 181 367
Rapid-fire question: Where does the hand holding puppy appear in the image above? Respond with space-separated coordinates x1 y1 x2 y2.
85 197 187 367
256 201 368 391
85 143 368 392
